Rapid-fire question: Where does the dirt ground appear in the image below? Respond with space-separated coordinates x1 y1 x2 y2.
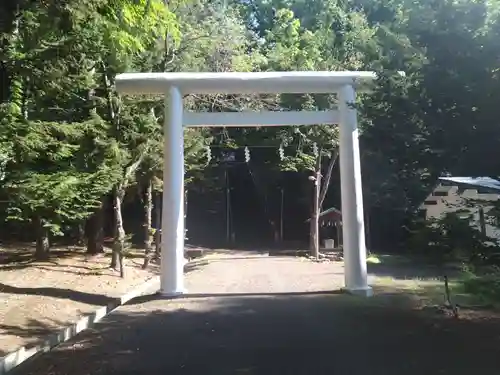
0 245 158 356
10 252 500 375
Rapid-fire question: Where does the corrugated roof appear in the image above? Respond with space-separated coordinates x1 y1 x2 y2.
319 207 342 218
438 177 500 192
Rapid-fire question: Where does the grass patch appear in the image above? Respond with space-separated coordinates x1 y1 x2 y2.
456 272 500 307
367 252 428 266
366 254 381 264
366 253 500 309
372 276 446 304
371 272 500 309
370 272 485 308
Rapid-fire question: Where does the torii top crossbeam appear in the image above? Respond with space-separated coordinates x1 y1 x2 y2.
115 71 378 95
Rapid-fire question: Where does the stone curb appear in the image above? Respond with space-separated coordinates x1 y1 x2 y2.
0 276 159 375
0 258 210 374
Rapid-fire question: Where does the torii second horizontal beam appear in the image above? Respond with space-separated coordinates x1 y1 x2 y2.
183 110 339 127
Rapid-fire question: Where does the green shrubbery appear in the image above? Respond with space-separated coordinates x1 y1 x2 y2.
408 211 500 306
458 266 500 305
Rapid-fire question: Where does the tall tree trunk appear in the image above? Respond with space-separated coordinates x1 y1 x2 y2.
82 67 102 254
443 274 459 318
318 149 339 208
142 179 153 269
86 199 105 255
225 168 230 244
310 169 321 259
310 150 325 259
335 222 342 249
154 191 162 259
0 3 17 103
310 149 339 258
280 188 284 242
184 188 188 241
111 187 126 278
33 216 50 260
365 209 372 252
479 206 486 237
76 221 85 246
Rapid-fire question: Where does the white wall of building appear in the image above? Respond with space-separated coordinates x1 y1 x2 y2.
422 184 500 241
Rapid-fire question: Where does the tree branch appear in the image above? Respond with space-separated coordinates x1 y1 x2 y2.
319 148 339 208
123 150 147 188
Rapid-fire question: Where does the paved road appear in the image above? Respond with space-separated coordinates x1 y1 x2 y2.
12 253 500 375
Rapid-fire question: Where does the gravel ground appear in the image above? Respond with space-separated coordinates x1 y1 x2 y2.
0 246 158 355
10 252 500 375
186 252 346 294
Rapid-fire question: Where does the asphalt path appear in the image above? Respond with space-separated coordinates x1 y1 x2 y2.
11 254 500 375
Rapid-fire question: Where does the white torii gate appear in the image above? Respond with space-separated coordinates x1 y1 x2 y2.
116 71 375 297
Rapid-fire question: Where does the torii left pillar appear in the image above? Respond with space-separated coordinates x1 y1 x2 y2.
160 86 186 295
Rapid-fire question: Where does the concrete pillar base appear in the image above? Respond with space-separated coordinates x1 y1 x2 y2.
341 286 373 297
157 290 188 298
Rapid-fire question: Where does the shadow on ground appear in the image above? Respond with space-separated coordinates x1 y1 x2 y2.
0 246 149 272
0 262 204 356
10 291 500 375
0 283 115 306
0 248 77 270
0 317 68 356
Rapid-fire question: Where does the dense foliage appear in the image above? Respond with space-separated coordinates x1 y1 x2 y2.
2 0 500 270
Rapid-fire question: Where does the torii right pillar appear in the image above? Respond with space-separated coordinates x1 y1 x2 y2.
338 84 372 296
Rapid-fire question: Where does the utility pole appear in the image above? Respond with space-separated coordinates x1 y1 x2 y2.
309 170 321 259
225 168 230 244
280 187 284 242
